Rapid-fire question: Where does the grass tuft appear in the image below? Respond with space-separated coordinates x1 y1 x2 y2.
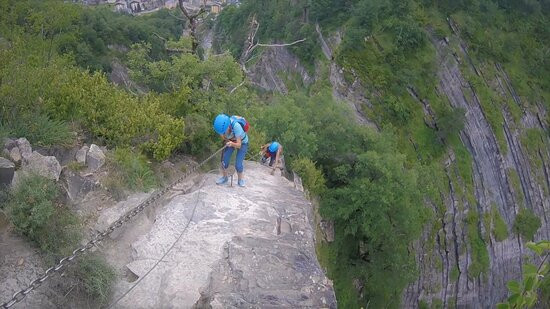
0 113 74 147
72 255 116 306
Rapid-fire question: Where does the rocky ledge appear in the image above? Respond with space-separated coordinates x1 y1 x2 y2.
111 162 336 308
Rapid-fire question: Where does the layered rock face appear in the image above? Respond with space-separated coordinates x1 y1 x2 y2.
110 162 336 308
402 31 549 307
247 46 313 94
245 22 548 307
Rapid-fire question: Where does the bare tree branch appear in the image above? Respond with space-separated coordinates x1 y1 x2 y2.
153 32 167 42
234 14 306 91
255 39 307 48
229 80 246 94
178 0 207 54
168 11 187 21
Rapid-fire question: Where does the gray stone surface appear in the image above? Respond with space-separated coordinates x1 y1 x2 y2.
86 144 105 171
3 138 16 151
9 147 21 165
316 24 377 129
22 151 62 181
0 214 57 309
61 169 99 202
0 157 15 187
75 145 89 164
95 193 151 234
15 138 32 160
248 46 313 94
111 162 335 308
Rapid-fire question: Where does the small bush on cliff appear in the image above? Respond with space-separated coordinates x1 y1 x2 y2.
492 207 509 242
291 158 326 196
5 174 81 260
112 147 157 192
513 208 541 241
72 255 116 306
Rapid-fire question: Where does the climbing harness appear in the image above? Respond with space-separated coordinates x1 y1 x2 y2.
1 147 226 309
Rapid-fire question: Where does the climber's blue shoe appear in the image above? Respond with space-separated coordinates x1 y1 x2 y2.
238 179 246 187
216 176 228 185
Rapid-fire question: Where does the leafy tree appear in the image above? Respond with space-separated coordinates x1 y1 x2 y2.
321 137 427 307
498 241 550 308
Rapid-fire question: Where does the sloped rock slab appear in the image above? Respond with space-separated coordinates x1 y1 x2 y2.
111 162 335 308
0 214 57 309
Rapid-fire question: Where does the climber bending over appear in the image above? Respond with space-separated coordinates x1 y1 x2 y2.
261 141 283 175
213 114 249 187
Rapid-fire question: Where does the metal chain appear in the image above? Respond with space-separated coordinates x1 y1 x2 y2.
1 146 226 309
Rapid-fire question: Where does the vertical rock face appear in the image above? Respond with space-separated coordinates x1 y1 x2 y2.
315 24 376 128
110 162 336 308
402 33 549 307
247 46 313 94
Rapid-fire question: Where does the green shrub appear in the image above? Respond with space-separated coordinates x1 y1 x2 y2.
513 208 541 240
109 148 157 192
291 158 326 196
466 210 489 277
73 255 116 306
44 69 185 160
5 174 81 259
492 207 509 242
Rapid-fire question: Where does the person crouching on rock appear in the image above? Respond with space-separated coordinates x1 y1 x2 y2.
213 114 249 187
260 141 283 175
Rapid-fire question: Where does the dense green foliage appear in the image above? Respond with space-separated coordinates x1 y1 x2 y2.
4 174 81 259
291 158 326 196
498 241 550 309
492 206 510 242
0 1 188 158
214 2 319 70
252 87 429 307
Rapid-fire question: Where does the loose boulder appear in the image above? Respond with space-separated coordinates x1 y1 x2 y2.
8 147 21 165
0 157 15 187
86 144 105 171
3 138 16 151
23 151 62 181
75 145 89 164
16 138 32 160
61 169 98 202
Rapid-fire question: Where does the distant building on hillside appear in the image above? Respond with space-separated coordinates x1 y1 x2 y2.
79 0 230 14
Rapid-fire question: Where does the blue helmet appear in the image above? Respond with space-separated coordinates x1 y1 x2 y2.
268 142 279 153
213 114 230 134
